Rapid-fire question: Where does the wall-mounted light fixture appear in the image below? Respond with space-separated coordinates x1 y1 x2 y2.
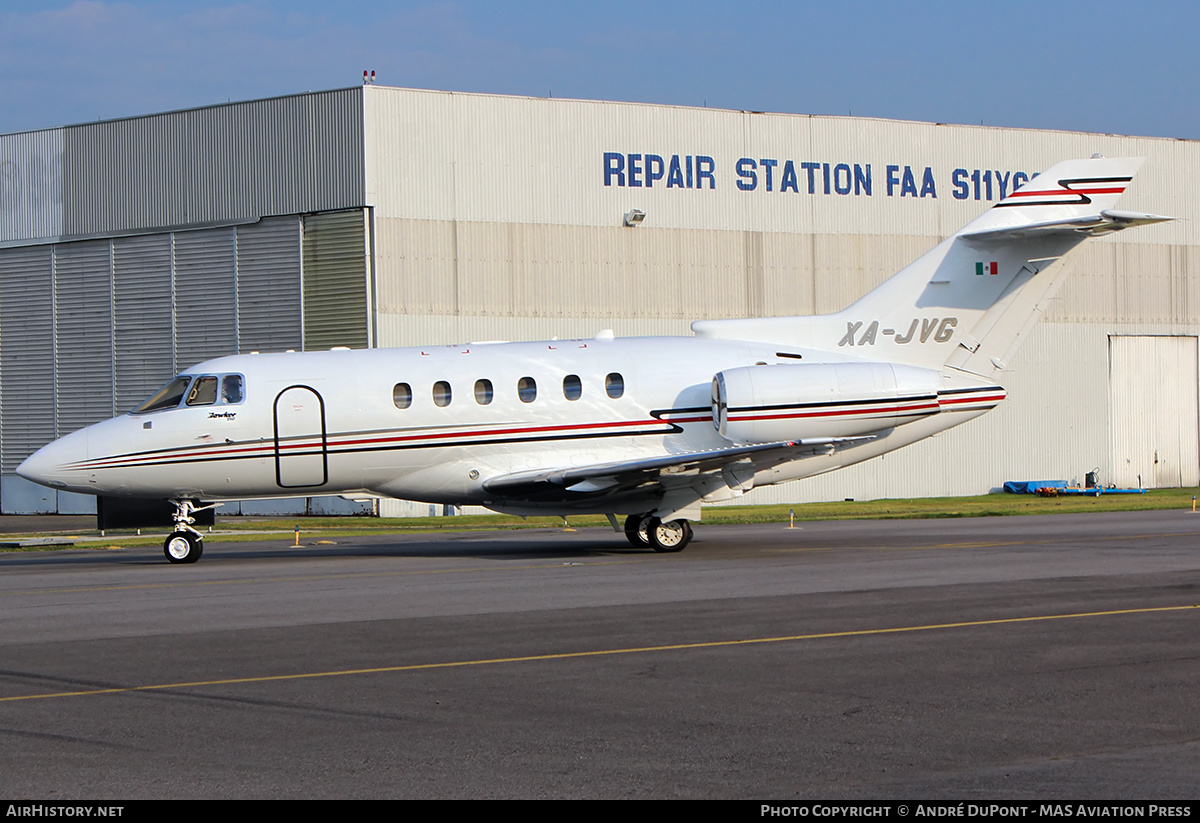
623 209 646 227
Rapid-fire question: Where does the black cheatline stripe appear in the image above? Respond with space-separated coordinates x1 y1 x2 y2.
651 406 710 417
938 386 1004 396
75 426 682 471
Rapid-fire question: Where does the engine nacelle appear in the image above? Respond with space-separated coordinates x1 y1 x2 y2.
712 362 943 444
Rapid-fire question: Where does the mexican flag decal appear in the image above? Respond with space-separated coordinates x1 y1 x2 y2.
975 261 999 276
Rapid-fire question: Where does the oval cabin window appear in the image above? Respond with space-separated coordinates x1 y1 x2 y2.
518 376 537 403
433 381 452 407
393 383 413 409
605 372 625 399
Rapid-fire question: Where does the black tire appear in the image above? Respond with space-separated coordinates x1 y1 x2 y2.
647 518 692 553
164 531 203 564
624 513 653 548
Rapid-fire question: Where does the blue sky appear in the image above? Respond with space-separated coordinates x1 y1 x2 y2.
1 0 1196 139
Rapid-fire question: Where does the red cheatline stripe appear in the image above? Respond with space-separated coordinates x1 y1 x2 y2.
1005 185 1126 199
939 393 1006 407
70 414 719 470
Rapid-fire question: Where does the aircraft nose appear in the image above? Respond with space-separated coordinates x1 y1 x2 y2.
16 428 89 490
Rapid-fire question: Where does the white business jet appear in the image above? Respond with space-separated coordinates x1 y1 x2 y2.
18 157 1170 563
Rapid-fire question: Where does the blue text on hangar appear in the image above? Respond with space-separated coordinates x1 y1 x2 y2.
603 152 717 189
603 153 1032 201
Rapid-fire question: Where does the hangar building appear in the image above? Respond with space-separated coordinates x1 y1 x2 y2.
0 85 1196 515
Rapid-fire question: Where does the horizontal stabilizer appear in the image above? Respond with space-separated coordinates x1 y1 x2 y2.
961 210 1175 241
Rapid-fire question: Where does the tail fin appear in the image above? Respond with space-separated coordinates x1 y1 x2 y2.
693 157 1171 376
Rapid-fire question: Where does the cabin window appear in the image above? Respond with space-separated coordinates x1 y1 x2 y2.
433 381 452 407
393 383 412 409
221 374 244 404
605 372 625 399
563 374 582 401
474 379 494 405
518 376 537 403
132 375 192 414
186 376 219 406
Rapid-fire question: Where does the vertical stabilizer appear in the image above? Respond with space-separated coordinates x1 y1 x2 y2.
693 157 1171 375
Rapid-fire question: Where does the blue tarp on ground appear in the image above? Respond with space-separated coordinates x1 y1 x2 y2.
1003 480 1146 495
1004 480 1070 494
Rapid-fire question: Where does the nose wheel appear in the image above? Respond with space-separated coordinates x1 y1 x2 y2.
164 531 203 564
163 499 221 564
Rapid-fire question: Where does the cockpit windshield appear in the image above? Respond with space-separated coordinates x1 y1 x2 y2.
131 373 245 414
132 376 192 414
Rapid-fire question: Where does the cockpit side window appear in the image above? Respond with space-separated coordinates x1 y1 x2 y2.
186 376 219 406
132 376 192 414
221 374 244 404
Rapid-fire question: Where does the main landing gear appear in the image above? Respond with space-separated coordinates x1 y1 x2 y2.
163 499 221 564
623 513 693 553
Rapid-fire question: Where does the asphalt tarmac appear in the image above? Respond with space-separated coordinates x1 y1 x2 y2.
1 510 1198 799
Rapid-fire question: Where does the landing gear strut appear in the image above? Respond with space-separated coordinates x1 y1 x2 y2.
623 513 693 553
163 499 221 564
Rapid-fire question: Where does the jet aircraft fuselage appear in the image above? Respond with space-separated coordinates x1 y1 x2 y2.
16 156 1170 562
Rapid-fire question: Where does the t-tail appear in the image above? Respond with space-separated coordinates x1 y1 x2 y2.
694 156 1172 378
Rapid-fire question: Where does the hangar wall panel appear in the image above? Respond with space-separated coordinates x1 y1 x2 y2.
113 234 174 412
363 87 1196 248
0 128 63 243
236 217 302 353
175 228 238 367
302 209 369 350
1 88 364 246
1108 335 1200 488
54 240 114 433
373 217 934 327
0 209 365 511
0 246 55 473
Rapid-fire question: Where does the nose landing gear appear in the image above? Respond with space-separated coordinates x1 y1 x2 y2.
164 499 221 564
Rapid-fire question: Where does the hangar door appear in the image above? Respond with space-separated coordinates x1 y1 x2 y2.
1108 335 1200 488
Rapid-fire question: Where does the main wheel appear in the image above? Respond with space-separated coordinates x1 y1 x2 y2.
647 518 693 553
624 513 653 548
164 531 203 564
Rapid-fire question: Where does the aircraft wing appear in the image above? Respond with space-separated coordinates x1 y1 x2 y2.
481 436 872 500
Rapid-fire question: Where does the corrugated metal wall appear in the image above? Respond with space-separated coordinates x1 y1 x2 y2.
53 240 114 433
1 88 364 246
175 228 238 367
1 86 1197 514
302 209 369 350
236 217 302 353
363 87 1196 246
0 245 55 474
0 128 63 243
113 234 174 412
365 87 1200 503
1109 335 1200 488
373 218 934 322
0 209 368 511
